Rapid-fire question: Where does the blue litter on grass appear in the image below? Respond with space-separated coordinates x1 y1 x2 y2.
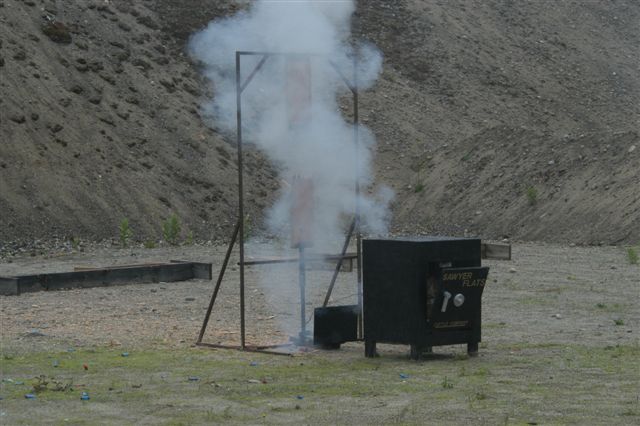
399 373 409 379
53 360 59 367
296 395 304 400
121 352 129 357
14 381 24 385
250 361 258 366
67 348 75 352
81 392 90 401
25 394 36 399
188 376 200 382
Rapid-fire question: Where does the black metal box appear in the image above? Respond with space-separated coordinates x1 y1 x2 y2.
313 305 359 349
362 237 488 359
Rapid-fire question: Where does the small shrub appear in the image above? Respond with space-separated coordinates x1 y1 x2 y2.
185 231 194 245
614 319 624 326
414 183 424 193
143 240 156 249
627 247 638 265
596 303 606 309
71 236 80 250
526 186 538 205
441 376 454 389
162 214 181 245
119 218 132 247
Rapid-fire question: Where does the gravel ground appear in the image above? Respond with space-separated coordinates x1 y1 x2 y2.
1 241 638 356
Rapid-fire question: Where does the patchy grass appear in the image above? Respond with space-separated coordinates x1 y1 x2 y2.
0 343 638 424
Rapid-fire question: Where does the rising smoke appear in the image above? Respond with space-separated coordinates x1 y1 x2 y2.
189 0 392 336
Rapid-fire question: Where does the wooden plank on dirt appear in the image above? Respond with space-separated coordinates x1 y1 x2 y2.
0 277 19 296
241 253 356 272
481 242 512 260
0 261 212 296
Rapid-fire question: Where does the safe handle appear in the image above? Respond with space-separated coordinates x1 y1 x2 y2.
441 291 452 312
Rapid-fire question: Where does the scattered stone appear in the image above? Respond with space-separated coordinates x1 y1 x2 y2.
629 145 636 153
41 21 72 44
136 15 159 30
132 58 151 70
10 114 26 124
51 124 63 133
118 22 132 32
69 85 83 94
12 50 26 61
88 96 102 105
509 267 517 273
89 61 104 72
99 73 116 85
75 40 88 50
553 314 562 319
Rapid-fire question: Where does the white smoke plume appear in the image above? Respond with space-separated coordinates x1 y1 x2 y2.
189 0 392 337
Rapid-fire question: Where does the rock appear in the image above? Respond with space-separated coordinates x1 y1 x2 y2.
51 124 63 133
69 85 83 94
553 314 562 319
10 114 26 124
629 145 636 153
41 21 72 44
509 267 517 273
12 50 26 61
137 15 159 30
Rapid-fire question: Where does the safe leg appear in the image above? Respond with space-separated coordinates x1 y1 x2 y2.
467 341 479 356
364 339 377 358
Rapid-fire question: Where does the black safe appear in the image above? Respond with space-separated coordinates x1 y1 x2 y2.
362 237 488 359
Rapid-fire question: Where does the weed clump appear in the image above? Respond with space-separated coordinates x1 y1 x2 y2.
627 247 638 265
119 218 132 247
526 186 538 205
162 214 181 245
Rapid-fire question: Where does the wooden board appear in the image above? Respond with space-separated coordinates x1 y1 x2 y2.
481 242 512 260
0 261 212 296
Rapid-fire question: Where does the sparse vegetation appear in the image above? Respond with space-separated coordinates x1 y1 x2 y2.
414 183 424 193
185 231 194 245
526 186 538 205
614 319 625 326
627 247 638 265
162 214 181 245
441 376 454 389
119 218 132 247
143 240 157 249
71 236 80 251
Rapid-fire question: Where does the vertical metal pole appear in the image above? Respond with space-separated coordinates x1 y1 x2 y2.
235 51 246 350
298 246 306 344
353 56 363 339
197 219 240 343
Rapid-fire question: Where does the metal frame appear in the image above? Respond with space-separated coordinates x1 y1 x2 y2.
197 51 361 353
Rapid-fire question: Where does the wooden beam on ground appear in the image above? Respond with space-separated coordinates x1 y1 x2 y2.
241 253 357 272
481 242 512 260
0 261 212 296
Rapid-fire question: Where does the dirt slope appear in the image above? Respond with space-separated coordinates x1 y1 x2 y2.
1 0 638 251
0 0 273 251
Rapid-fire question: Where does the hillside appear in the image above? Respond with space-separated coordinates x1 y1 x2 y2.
1 0 638 253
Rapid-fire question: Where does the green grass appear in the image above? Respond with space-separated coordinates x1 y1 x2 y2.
0 344 638 424
119 218 132 248
162 214 181 246
525 186 538 205
627 247 638 265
